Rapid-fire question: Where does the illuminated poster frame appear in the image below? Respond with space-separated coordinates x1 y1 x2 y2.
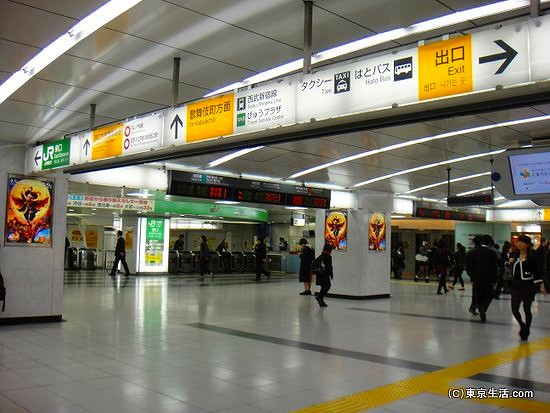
368 212 386 252
325 210 348 251
5 175 54 247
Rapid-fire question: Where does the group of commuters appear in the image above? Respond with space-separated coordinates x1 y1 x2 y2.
411 234 547 340
447 234 546 340
413 240 465 286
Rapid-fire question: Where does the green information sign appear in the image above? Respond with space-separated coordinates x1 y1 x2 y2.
42 139 70 170
145 218 165 265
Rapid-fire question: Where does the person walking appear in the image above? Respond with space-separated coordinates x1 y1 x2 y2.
449 242 466 290
392 242 405 279
298 238 315 295
199 235 210 281
415 241 430 282
494 241 511 299
508 235 547 341
435 239 450 295
467 234 498 323
111 230 130 277
314 244 334 307
254 237 270 281
173 234 185 251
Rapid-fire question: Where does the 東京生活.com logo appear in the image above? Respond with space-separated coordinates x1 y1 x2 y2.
520 168 531 178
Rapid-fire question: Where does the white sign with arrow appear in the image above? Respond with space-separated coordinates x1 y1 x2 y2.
163 106 187 147
75 131 93 163
472 19 528 91
26 144 43 173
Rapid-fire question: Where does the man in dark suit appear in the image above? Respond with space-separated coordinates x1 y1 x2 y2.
111 230 130 277
467 234 498 322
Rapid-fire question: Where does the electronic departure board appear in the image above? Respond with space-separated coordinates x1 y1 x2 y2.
167 171 331 209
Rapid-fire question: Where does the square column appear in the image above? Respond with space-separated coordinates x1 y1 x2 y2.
316 190 392 299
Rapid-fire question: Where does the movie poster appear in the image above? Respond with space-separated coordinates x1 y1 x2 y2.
368 212 386 251
325 210 347 251
5 176 54 246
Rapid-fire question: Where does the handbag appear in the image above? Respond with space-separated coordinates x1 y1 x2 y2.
415 254 428 262
503 267 513 282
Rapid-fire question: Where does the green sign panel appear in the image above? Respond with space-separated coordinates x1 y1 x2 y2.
145 218 165 265
42 139 70 170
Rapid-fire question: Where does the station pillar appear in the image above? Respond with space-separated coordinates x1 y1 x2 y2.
316 190 392 299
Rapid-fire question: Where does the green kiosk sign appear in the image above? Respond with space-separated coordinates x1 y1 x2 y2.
42 139 70 170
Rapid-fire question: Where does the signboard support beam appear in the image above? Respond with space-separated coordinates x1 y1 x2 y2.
172 57 181 107
447 167 451 199
303 1 313 74
530 0 541 17
89 103 96 131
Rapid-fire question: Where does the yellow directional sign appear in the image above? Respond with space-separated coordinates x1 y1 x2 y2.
419 35 472 100
186 94 234 142
92 123 122 160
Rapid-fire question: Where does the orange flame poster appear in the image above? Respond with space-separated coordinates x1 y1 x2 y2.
368 212 386 251
325 210 347 251
5 176 54 246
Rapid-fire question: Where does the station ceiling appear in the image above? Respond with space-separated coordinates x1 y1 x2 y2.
2 0 550 207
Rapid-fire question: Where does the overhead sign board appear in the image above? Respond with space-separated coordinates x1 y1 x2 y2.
186 94 234 142
235 79 296 132
163 106 187 146
122 113 163 155
42 139 70 170
447 194 493 206
296 48 418 122
26 144 43 173
167 171 331 208
24 14 550 174
91 123 123 160
418 35 473 100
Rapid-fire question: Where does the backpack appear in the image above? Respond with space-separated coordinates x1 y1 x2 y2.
310 255 325 275
0 272 6 311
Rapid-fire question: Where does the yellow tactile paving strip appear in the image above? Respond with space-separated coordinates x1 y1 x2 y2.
293 337 550 412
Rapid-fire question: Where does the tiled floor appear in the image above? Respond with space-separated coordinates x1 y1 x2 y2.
0 272 549 412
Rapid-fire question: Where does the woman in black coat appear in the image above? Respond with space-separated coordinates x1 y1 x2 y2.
298 238 315 295
449 242 466 290
315 244 334 307
508 235 547 340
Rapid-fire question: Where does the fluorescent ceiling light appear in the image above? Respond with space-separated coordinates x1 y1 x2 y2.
126 191 150 198
215 200 240 205
352 149 505 188
404 172 491 194
391 215 406 219
207 146 264 168
456 186 494 196
290 114 550 179
304 182 346 190
285 206 307 210
0 0 143 105
205 60 303 97
206 0 535 97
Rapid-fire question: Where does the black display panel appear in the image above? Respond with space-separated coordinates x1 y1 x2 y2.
168 171 331 208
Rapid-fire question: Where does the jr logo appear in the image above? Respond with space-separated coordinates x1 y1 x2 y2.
43 144 63 161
